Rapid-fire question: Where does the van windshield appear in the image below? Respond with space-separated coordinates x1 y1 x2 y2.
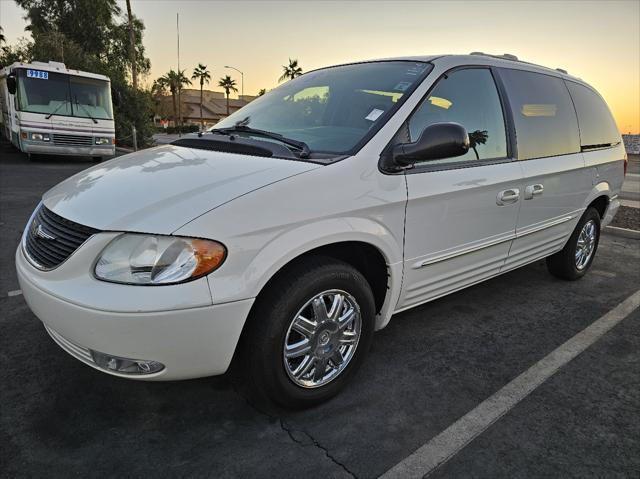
16 68 113 120
211 61 432 156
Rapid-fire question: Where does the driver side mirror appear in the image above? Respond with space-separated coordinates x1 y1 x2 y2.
6 74 16 95
392 122 470 167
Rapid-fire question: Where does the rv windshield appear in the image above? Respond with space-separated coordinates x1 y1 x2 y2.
16 69 113 120
211 61 432 155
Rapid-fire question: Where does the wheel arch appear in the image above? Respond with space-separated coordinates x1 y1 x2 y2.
583 181 611 218
239 220 404 332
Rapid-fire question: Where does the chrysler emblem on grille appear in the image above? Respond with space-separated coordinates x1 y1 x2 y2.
34 224 56 241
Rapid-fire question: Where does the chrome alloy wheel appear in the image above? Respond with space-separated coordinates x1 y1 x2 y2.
575 219 597 270
283 290 362 388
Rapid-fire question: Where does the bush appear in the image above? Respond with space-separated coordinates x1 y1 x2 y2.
112 82 155 148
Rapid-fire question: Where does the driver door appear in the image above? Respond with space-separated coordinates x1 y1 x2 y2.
397 67 523 311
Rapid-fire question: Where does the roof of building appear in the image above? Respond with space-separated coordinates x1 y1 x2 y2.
157 88 255 120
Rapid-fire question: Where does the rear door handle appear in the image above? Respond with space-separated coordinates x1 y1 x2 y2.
496 188 520 206
524 184 544 200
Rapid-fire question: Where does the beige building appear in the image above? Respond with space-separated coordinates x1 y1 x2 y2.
155 89 257 127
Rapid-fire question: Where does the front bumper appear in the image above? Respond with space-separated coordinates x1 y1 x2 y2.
16 244 253 380
21 141 115 157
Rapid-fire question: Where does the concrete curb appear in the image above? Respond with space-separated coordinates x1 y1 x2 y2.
603 226 640 240
115 147 134 154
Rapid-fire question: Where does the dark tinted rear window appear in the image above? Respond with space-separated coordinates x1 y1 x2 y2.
500 68 580 160
565 81 620 149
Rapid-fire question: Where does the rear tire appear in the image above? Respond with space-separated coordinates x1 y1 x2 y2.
546 207 600 280
236 256 375 409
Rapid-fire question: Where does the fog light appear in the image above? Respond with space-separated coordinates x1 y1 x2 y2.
90 350 164 375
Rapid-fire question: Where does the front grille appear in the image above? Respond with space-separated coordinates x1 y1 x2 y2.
52 134 93 146
24 205 99 269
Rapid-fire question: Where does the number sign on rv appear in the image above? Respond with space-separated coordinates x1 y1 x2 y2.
27 69 49 80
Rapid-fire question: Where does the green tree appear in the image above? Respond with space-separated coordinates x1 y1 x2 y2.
11 0 153 146
0 37 33 67
278 58 303 82
218 75 238 116
158 69 191 127
191 63 211 129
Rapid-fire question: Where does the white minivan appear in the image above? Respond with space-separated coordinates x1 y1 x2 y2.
17 54 626 407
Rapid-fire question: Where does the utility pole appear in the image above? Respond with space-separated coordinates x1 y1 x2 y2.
126 0 138 90
126 0 138 150
177 12 182 136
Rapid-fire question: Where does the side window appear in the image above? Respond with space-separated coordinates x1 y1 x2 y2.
565 81 620 149
499 69 580 160
408 68 507 164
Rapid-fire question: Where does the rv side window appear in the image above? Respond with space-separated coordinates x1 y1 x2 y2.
499 68 580 160
565 81 620 149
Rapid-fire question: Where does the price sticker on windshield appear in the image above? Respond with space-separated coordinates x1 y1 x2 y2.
27 69 48 80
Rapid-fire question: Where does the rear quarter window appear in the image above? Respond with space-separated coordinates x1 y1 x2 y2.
565 81 620 149
499 68 580 160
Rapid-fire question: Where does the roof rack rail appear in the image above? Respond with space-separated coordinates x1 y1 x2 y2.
469 52 519 61
555 68 568 74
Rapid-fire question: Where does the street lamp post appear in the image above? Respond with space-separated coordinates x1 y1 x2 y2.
224 65 244 99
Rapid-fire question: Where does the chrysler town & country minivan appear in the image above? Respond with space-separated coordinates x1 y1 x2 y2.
16 53 626 407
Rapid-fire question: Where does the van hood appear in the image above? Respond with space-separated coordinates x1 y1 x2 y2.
43 144 320 233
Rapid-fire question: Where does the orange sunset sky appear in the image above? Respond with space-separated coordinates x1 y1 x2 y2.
1 0 639 133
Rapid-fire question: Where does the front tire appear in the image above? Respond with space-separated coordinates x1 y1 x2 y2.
547 207 601 280
238 256 375 408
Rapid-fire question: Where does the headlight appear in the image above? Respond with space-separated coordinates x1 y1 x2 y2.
95 137 112 145
30 132 50 141
94 234 226 285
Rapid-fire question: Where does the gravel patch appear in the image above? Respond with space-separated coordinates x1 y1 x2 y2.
610 205 640 230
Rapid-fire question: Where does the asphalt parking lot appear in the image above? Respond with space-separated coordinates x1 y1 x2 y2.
1 143 639 478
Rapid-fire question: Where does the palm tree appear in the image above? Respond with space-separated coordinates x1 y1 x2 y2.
0 27 5 46
158 69 191 127
279 58 303 83
218 75 238 116
468 130 488 160
191 63 211 129
258 88 267 96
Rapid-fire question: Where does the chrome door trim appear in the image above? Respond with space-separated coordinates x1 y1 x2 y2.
412 232 515 269
412 211 580 269
514 212 579 238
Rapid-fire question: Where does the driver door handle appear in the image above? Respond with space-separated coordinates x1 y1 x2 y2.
524 184 544 200
496 188 520 206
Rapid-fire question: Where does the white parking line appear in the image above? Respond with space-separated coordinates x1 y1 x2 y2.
7 290 22 297
381 289 640 479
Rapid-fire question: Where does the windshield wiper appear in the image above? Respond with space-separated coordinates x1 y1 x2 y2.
73 96 98 124
45 100 70 119
211 126 310 159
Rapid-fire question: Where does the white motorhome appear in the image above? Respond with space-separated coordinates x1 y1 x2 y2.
0 61 115 159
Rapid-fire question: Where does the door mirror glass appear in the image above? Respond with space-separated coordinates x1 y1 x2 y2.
392 122 469 166
6 74 17 95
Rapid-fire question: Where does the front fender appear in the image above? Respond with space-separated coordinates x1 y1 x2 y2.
203 217 404 330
